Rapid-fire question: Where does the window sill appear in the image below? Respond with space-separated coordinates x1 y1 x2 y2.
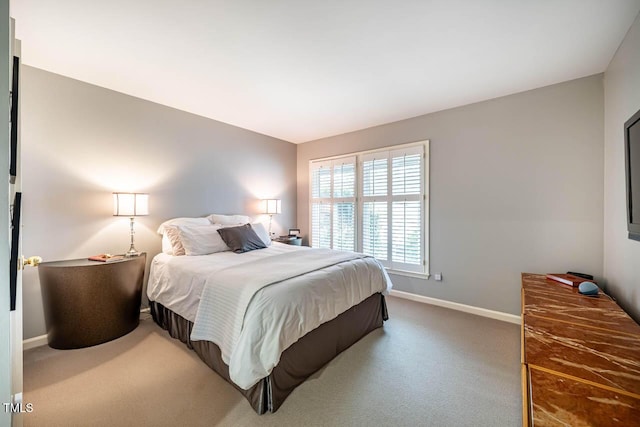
386 268 430 280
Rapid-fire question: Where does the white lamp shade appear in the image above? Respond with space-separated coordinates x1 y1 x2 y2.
262 199 281 215
113 193 149 216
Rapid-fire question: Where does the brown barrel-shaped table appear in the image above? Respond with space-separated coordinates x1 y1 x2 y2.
38 254 146 349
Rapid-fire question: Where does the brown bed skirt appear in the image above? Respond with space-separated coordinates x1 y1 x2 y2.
150 292 388 414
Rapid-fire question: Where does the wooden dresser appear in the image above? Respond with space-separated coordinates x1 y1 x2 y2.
521 273 640 426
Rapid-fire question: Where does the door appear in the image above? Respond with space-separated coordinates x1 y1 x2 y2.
8 17 26 426
0 5 10 426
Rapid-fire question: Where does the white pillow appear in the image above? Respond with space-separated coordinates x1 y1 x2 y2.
161 234 174 255
177 224 230 256
164 225 187 256
207 214 251 226
251 222 271 247
157 217 209 235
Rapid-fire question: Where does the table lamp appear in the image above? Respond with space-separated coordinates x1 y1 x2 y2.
261 199 281 236
113 192 149 257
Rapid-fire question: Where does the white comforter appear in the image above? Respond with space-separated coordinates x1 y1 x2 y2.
147 243 391 389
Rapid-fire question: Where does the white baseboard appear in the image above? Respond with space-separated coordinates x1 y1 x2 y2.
23 334 48 350
389 289 521 324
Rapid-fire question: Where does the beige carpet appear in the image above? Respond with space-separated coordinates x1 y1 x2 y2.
23 296 521 426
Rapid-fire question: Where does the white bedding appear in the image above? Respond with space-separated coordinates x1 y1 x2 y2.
147 243 391 389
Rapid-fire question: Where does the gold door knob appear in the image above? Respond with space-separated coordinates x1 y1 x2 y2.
22 256 42 269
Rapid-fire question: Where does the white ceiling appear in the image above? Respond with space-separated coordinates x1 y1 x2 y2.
10 0 640 143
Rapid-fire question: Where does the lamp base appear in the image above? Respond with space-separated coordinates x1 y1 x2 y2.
125 217 140 257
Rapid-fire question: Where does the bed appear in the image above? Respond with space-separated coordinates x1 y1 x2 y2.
147 218 391 414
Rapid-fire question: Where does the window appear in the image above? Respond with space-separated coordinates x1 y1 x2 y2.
309 141 429 276
310 156 356 251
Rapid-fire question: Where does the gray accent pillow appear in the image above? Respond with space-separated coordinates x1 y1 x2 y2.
216 223 267 253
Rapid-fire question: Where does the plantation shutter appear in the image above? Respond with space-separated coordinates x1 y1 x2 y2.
362 201 388 260
310 141 428 276
332 158 356 251
310 157 356 250
310 160 332 248
361 153 389 261
360 145 424 272
389 146 424 272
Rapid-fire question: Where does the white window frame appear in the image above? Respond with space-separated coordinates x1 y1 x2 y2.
309 140 430 278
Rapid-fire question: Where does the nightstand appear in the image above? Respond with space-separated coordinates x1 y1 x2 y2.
273 236 303 246
38 253 146 349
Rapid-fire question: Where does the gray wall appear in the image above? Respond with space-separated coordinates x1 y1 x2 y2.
21 66 297 339
603 12 640 322
297 75 604 316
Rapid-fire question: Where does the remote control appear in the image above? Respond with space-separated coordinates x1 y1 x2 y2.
567 271 594 280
